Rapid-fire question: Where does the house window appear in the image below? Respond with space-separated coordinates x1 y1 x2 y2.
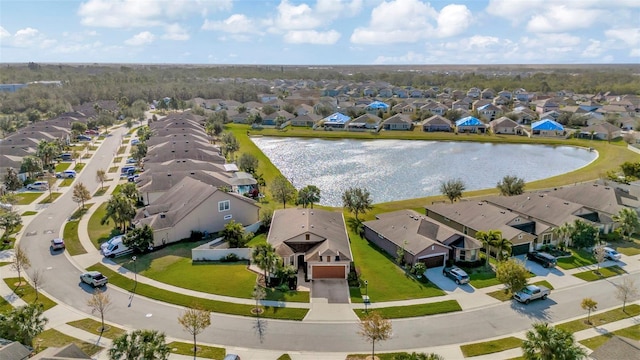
218 200 230 212
223 214 233 220
470 249 477 261
459 250 466 261
543 233 552 245
305 234 310 240
326 256 331 263
335 255 340 261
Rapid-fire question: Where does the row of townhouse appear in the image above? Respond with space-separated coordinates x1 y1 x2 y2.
361 182 640 269
131 111 261 247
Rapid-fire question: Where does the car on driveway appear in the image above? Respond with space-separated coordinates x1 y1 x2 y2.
80 271 108 287
50 238 65 251
526 251 557 268
76 135 92 141
56 170 76 178
443 266 470 285
26 181 48 191
601 246 622 261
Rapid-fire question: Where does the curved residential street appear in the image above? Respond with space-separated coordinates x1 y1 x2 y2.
3 123 640 359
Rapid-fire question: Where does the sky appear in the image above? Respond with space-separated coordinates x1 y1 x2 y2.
1 0 639 65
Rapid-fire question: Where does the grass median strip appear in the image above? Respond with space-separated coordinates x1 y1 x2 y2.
87 263 308 320
167 341 225 359
16 192 42 205
579 324 640 350
63 221 86 256
59 178 74 187
573 265 626 281
460 336 524 357
35 329 102 356
67 318 126 339
354 299 461 319
21 211 37 216
2 277 57 311
39 192 62 204
556 304 640 333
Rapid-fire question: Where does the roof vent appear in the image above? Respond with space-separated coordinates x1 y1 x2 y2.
160 213 166 219
564 202 569 205
478 202 483 205
167 173 172 176
527 197 530 200
310 211 314 215
311 225 314 228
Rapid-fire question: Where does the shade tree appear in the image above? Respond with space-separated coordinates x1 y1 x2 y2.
440 178 465 203
342 187 373 222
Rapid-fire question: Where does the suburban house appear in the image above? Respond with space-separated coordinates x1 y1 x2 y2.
477 103 503 121
422 115 453 132
267 208 352 280
535 99 560 114
421 102 448 115
291 113 322 127
578 122 621 140
489 116 520 135
134 177 260 247
363 209 482 268
531 119 564 136
455 116 486 133
322 112 351 129
425 201 538 256
382 114 413 130
365 101 389 114
347 113 382 131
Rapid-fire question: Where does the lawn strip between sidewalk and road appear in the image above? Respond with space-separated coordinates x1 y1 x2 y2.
167 341 226 359
2 278 57 311
39 192 62 204
63 221 86 256
556 304 640 333
67 318 127 339
460 336 524 357
572 265 626 281
579 324 640 350
87 263 309 320
353 299 461 319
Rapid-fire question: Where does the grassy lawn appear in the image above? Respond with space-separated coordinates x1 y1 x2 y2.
167 341 226 359
67 318 126 339
116 243 309 302
2 278 57 311
348 230 445 302
59 178 74 187
88 202 120 250
21 211 37 216
579 324 640 350
117 146 126 155
556 304 640 333
34 329 102 356
113 157 122 163
74 163 86 172
487 280 554 302
70 203 92 220
94 188 107 197
87 263 308 320
112 184 123 195
354 300 461 319
277 355 292 360
573 265 626 281
121 139 130 144
108 166 118 173
63 220 86 256
469 269 502 289
609 237 640 256
347 352 440 360
16 192 42 205
460 336 524 357
557 249 596 270
38 192 62 204
54 162 71 172
246 232 266 247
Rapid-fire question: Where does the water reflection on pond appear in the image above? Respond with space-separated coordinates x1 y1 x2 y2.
251 137 597 207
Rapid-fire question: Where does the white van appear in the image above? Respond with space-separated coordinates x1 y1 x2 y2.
102 236 131 258
101 235 123 252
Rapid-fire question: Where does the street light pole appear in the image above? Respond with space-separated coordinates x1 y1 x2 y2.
364 280 369 314
132 256 137 293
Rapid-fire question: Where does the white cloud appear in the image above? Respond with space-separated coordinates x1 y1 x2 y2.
202 14 260 34
527 5 601 33
605 28 640 47
373 51 429 64
436 4 472 38
162 23 189 40
125 31 155 45
78 0 231 28
270 0 363 32
0 26 10 39
351 0 471 44
12 27 52 48
283 30 341 44
581 39 604 58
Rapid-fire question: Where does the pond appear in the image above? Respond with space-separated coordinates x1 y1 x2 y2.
251 137 598 207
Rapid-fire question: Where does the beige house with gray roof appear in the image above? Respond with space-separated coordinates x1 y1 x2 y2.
267 208 352 280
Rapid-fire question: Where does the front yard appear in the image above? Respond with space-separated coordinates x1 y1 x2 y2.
556 248 597 270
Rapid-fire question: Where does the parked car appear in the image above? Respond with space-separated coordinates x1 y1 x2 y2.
526 251 557 268
0 202 12 211
85 129 100 135
128 174 140 183
223 354 240 360
101 235 123 252
601 247 622 261
126 157 137 164
131 139 140 145
80 271 108 287
50 238 65 251
76 135 92 141
56 170 76 178
443 266 470 285
102 236 131 258
59 153 73 161
26 181 48 191
513 284 550 304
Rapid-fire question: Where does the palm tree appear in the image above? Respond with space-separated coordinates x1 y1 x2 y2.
101 194 136 233
298 185 321 209
440 178 465 203
496 175 525 196
552 223 572 250
491 232 512 261
109 329 169 360
475 230 502 267
522 322 586 360
612 208 640 241
252 243 280 286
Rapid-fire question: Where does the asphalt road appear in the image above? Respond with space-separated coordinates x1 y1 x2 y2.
18 126 640 352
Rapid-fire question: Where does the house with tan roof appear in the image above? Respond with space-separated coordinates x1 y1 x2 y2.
267 208 352 280
364 209 482 268
422 115 452 132
134 177 260 247
489 116 520 135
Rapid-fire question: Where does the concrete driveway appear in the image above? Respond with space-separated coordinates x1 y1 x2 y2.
311 279 350 304
425 267 475 294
